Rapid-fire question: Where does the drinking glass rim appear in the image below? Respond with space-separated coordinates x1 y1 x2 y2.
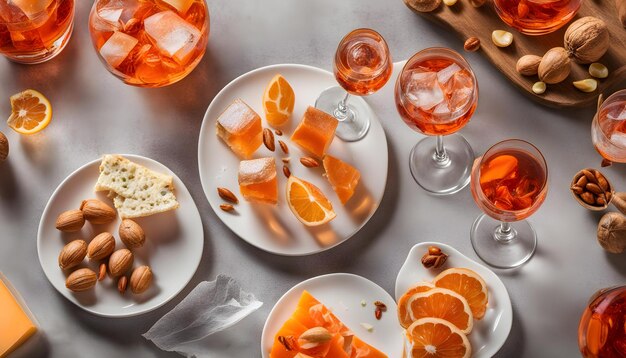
398 47 478 121
0 0 71 25
334 27 392 78
596 90 626 148
473 138 549 216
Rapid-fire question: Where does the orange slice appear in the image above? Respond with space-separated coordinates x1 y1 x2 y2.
286 176 336 226
404 317 471 358
433 268 489 320
398 282 434 328
263 74 295 127
400 287 473 334
7 89 52 135
322 155 361 204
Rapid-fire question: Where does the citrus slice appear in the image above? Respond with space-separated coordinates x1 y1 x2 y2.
433 268 489 320
404 317 471 358
7 89 52 135
400 287 473 334
286 176 336 226
398 282 434 328
322 155 361 204
263 74 295 127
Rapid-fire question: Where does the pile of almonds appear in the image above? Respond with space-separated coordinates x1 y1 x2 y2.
56 198 153 296
570 169 612 208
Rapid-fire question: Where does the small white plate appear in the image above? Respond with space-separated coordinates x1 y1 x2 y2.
198 64 388 256
395 242 512 358
262 273 404 357
37 155 204 317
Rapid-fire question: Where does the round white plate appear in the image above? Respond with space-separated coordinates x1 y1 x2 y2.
395 242 512 358
261 273 404 357
198 64 388 256
37 155 204 317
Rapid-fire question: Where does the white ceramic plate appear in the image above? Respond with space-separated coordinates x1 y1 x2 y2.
262 273 404 357
395 242 512 358
198 64 388 256
37 155 203 317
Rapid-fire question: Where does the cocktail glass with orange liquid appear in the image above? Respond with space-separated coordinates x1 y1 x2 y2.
494 0 581 35
592 90 626 164
88 0 209 87
579 286 626 358
0 0 75 64
395 47 478 195
315 28 392 142
470 139 548 268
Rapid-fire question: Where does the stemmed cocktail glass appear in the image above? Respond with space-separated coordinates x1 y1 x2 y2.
470 139 548 268
395 47 478 195
316 28 392 142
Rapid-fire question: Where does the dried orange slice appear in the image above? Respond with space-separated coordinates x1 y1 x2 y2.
323 155 361 204
398 282 434 328
7 89 52 135
263 74 295 127
286 176 336 226
433 268 489 320
404 317 471 358
399 287 473 334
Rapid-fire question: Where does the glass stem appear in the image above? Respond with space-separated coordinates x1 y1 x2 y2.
334 92 351 122
494 221 516 243
433 135 451 168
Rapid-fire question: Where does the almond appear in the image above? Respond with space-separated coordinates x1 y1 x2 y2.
118 276 128 295
217 187 239 204
119 219 146 249
263 128 275 152
283 165 291 178
80 199 116 224
516 55 542 76
129 265 153 294
464 37 480 52
300 157 319 168
278 140 289 154
55 209 85 232
108 249 134 277
66 268 97 292
98 263 107 281
220 204 235 212
298 327 332 349
87 232 116 261
58 240 87 270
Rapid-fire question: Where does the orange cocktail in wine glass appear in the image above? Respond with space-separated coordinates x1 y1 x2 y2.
470 139 548 268
592 90 626 164
395 47 478 195
315 28 392 142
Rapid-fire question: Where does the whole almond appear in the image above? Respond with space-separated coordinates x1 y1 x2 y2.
55 210 85 232
217 187 239 204
278 140 289 154
80 199 116 224
298 327 332 348
119 219 146 249
66 268 97 292
263 128 276 152
274 129 283 136
98 263 107 281
300 157 319 168
108 249 134 277
516 55 542 76
58 240 87 270
87 232 116 260
464 37 481 52
283 165 291 178
118 276 128 295
538 47 571 84
220 204 235 212
130 265 153 294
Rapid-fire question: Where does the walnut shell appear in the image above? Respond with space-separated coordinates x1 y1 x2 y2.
516 55 542 76
404 0 441 12
538 47 571 84
564 16 610 64
0 131 8 162
598 212 626 253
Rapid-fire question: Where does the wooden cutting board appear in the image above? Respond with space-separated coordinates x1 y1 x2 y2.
403 0 626 108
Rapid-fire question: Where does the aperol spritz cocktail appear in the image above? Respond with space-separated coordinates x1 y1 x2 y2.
89 0 209 87
494 0 581 35
579 286 626 358
592 90 626 164
0 0 75 64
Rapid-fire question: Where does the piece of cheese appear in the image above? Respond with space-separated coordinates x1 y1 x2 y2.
0 278 37 358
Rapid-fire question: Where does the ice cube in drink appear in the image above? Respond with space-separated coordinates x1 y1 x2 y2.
404 71 444 111
143 10 201 64
99 31 138 68
161 0 194 14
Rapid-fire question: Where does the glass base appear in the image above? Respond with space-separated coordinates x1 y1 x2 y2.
4 21 74 64
470 214 537 268
315 86 370 142
409 134 474 195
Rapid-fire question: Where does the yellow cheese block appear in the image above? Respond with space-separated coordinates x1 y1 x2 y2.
0 277 37 358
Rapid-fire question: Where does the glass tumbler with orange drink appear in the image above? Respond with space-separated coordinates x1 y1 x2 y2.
470 139 548 268
395 47 478 195
315 28 392 142
494 0 581 35
89 0 209 87
592 90 626 164
579 286 626 358
0 0 75 64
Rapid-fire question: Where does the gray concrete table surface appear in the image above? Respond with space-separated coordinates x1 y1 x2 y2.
1 0 625 357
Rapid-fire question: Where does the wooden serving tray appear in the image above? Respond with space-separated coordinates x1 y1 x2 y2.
404 0 626 108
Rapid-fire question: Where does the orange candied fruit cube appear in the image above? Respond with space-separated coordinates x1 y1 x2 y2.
216 98 263 158
291 106 338 158
238 157 277 204
323 155 361 204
